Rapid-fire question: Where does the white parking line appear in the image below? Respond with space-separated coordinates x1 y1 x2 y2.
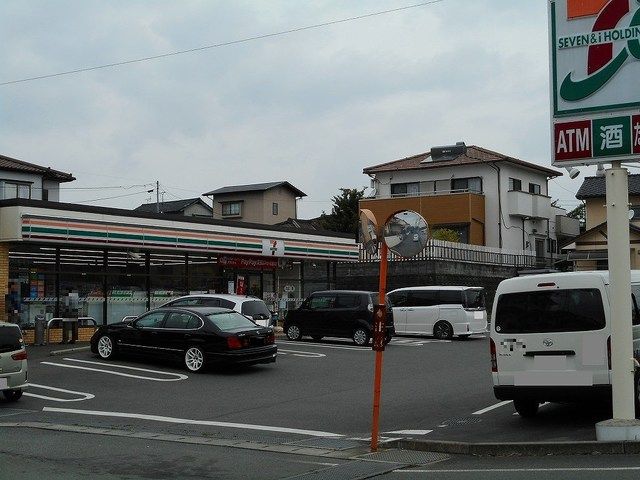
385 429 433 435
278 349 326 358
396 467 640 473
472 400 512 415
23 383 95 402
277 341 368 352
42 407 344 438
40 358 188 382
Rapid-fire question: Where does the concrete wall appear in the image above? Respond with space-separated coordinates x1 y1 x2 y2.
301 258 519 314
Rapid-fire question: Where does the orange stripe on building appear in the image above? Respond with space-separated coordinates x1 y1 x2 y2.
567 0 610 19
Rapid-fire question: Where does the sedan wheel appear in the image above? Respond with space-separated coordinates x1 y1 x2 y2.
286 324 302 341
185 346 205 373
353 327 370 346
97 335 115 360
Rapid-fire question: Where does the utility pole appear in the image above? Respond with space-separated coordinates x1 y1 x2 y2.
156 180 160 213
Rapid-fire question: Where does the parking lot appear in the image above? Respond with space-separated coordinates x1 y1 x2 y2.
1 334 615 446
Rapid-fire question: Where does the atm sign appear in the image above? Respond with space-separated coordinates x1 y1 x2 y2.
554 114 639 164
554 120 591 161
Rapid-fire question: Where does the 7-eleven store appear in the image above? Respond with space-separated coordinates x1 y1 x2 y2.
0 199 357 337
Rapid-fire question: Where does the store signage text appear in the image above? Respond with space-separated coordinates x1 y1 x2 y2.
218 255 278 270
554 114 640 161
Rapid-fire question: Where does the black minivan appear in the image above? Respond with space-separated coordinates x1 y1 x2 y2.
283 290 394 346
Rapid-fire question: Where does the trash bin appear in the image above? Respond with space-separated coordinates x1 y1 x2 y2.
34 315 46 345
61 318 79 344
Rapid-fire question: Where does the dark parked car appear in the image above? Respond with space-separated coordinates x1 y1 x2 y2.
90 307 277 372
283 290 394 346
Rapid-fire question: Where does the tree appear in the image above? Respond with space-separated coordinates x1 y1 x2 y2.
431 228 460 243
319 187 365 235
567 203 586 231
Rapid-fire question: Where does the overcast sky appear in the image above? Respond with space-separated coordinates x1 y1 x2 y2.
1 0 599 218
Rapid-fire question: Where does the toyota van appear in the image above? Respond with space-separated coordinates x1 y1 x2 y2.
490 271 640 417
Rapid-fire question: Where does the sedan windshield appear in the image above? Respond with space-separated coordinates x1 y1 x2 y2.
206 311 258 331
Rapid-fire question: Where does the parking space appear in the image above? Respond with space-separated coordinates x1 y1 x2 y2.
0 335 616 446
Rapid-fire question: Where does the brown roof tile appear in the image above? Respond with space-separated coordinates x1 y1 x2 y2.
363 145 562 177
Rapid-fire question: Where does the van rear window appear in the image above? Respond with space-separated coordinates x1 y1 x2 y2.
464 289 486 309
494 288 605 333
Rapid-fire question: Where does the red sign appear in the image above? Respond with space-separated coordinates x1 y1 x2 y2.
218 255 278 270
236 275 246 295
372 304 387 352
554 120 592 161
633 115 640 155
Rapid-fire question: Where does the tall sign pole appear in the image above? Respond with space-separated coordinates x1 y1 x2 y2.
370 240 388 452
606 162 636 419
549 0 640 432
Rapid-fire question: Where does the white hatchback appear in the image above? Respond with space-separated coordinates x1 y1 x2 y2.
0 323 28 402
160 294 273 327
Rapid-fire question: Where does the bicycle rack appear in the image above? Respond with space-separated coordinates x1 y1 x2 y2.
45 317 97 345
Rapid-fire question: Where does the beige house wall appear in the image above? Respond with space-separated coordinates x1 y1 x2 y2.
585 195 640 229
574 226 640 270
212 188 298 225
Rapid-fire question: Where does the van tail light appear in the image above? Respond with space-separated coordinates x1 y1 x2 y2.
490 339 497 373
11 350 27 361
607 336 611 370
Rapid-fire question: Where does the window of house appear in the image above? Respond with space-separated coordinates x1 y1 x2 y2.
451 177 482 193
1 181 32 200
221 201 242 216
508 178 522 191
390 182 420 197
529 183 541 194
420 180 435 194
272 202 278 215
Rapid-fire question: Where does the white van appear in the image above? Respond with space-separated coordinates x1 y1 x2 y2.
490 271 640 417
387 286 487 340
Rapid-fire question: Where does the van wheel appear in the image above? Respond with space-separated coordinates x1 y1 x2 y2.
353 327 370 346
3 389 22 402
286 324 302 341
514 399 539 418
433 321 453 340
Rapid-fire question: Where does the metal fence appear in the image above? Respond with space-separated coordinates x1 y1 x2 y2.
358 239 554 268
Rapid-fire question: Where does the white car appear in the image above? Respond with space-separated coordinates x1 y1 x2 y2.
160 294 274 327
0 324 28 402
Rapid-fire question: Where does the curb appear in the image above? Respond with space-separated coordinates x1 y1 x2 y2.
49 345 91 356
388 438 640 456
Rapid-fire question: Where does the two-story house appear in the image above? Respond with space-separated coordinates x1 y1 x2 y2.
361 143 580 257
203 181 306 225
567 173 640 270
0 154 75 201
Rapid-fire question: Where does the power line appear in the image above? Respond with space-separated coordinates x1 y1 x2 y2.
1 1 444 86
74 190 151 204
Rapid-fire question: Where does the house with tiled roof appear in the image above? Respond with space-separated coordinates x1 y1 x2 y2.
0 153 75 202
203 181 306 225
360 142 580 261
134 197 212 217
563 174 640 270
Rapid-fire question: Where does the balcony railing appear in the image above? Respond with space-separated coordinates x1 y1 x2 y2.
356 238 554 268
371 188 484 199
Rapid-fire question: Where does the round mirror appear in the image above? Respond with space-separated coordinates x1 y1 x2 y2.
383 210 429 258
359 209 379 255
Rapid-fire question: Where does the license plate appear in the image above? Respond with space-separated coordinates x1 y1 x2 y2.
0 378 7 389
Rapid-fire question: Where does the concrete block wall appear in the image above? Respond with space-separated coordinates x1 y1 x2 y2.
0 243 8 322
